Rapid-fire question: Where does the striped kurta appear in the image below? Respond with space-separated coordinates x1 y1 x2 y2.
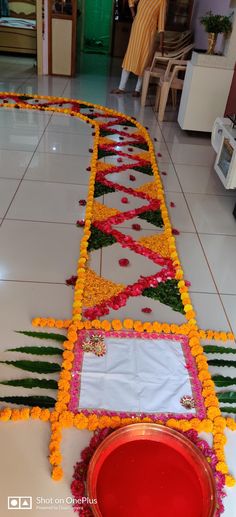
122 0 167 77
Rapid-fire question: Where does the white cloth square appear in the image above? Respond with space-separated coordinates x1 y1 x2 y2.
78 336 194 415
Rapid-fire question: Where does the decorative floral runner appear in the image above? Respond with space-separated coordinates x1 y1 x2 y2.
0 93 236 495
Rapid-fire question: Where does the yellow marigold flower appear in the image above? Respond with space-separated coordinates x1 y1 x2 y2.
216 462 228 474
123 319 134 330
51 466 63 481
225 475 236 487
207 407 221 419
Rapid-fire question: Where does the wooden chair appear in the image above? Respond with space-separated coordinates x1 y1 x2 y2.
141 43 193 107
155 59 188 122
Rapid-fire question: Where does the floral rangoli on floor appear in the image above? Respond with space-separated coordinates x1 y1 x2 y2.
0 93 236 501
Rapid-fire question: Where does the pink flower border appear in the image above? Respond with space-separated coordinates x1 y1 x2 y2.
69 330 206 420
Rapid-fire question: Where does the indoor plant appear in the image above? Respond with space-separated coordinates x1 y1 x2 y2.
200 10 233 54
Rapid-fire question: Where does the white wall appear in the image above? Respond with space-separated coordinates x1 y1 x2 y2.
192 0 231 51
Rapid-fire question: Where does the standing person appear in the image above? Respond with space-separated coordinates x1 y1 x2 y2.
112 0 167 97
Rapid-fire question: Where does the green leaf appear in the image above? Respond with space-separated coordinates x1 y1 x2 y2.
133 164 153 176
220 406 236 414
15 330 66 342
94 182 115 198
98 148 115 159
217 392 236 403
0 395 56 407
0 360 61 374
142 279 185 314
138 209 163 228
213 375 236 387
0 378 58 390
208 359 236 368
204 345 236 354
7 346 63 356
88 225 116 251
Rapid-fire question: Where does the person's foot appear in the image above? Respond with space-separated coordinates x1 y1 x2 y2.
132 91 141 97
111 88 126 94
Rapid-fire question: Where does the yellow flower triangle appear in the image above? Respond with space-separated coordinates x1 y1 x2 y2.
138 233 170 258
82 269 125 308
92 201 121 223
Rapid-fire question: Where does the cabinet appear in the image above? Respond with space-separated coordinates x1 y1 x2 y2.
48 0 77 76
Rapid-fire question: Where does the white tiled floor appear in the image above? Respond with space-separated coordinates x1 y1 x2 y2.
0 54 236 516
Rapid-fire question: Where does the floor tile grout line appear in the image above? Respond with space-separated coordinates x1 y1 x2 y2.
0 279 68 285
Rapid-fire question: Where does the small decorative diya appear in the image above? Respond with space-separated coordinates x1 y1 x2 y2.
87 424 217 517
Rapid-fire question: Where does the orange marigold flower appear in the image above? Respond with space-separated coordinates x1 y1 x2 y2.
40 409 51 421
67 331 77 342
111 319 123 331
60 370 71 381
49 451 62 466
52 466 63 481
199 419 213 433
0 408 12 421
31 407 42 419
63 341 74 351
101 320 111 331
59 411 74 428
109 416 121 428
49 440 60 452
74 413 88 430
123 319 134 330
205 395 219 408
55 320 64 329
62 360 72 371
51 430 62 441
62 350 74 361
87 414 99 431
98 416 112 429
91 319 101 329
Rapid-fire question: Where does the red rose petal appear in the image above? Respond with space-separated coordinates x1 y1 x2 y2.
161 171 167 176
132 223 141 231
128 147 133 152
117 157 123 163
119 258 130 267
121 197 129 204
79 199 86 206
172 228 180 235
76 220 85 227
157 152 162 157
170 202 176 207
141 307 152 314
129 174 136 181
86 166 91 171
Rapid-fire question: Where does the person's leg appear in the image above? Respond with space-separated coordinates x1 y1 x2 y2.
111 69 130 94
132 76 143 97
